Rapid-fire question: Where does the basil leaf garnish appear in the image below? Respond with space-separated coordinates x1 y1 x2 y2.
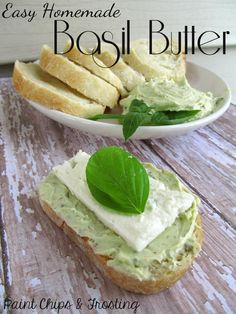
90 99 201 141
123 112 151 141
150 110 200 125
86 146 150 215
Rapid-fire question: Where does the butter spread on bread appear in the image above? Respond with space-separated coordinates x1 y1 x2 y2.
38 149 202 294
53 151 195 252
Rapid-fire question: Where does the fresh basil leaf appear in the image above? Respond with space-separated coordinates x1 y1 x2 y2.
129 99 150 113
150 112 169 125
123 112 151 141
89 99 200 140
85 181 124 210
151 110 200 125
90 114 125 121
164 110 200 120
86 146 150 215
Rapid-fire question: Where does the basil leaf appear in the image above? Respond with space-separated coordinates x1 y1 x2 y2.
86 146 150 215
123 112 151 141
150 112 169 125
90 114 125 120
151 110 200 125
122 99 154 140
164 110 200 120
85 181 124 210
89 100 201 140
129 99 150 113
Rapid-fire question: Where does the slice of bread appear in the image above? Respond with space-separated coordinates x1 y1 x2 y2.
64 43 127 96
122 39 186 81
13 61 105 118
39 199 202 294
38 159 203 295
39 45 119 108
96 44 145 91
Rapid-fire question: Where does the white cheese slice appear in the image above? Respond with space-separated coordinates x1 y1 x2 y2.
53 151 194 252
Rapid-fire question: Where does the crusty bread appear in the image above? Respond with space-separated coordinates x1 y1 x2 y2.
13 61 105 118
122 39 186 81
64 43 127 96
39 198 203 294
95 44 145 92
39 45 119 108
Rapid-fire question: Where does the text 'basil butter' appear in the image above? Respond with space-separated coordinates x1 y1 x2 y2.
85 146 150 215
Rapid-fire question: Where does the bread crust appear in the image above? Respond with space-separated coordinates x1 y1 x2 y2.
122 39 186 81
12 61 105 118
39 199 203 294
40 45 119 108
96 48 145 92
65 44 127 96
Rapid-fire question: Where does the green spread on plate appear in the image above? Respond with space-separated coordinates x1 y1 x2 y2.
38 164 201 281
120 76 221 119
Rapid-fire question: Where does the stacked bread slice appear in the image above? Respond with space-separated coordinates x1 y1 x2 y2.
13 61 105 117
64 42 127 97
13 40 186 118
122 39 186 80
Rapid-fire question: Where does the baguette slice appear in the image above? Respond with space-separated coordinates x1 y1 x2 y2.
39 199 202 294
40 45 119 108
13 61 105 118
95 43 145 91
64 43 127 96
122 39 186 81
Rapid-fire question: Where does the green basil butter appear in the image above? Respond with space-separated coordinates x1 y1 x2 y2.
120 77 221 119
38 164 200 281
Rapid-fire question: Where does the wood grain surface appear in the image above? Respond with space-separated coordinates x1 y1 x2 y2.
0 78 236 314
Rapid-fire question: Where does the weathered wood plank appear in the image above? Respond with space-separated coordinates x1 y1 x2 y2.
0 78 236 314
146 125 236 228
0 226 7 314
208 105 236 146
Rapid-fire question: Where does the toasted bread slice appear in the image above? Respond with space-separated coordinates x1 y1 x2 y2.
64 43 127 96
39 45 119 108
96 44 145 92
13 61 105 118
122 39 186 81
39 199 202 294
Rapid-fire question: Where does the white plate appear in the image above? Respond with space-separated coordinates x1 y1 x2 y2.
28 62 231 140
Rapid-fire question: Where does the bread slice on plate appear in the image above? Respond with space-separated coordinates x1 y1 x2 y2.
39 45 119 108
96 43 145 92
38 152 203 294
122 39 186 81
13 61 105 118
64 42 127 96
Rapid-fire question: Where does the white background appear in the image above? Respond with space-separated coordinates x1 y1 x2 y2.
0 0 235 102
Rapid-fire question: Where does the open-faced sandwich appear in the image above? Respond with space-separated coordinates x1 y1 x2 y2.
12 39 221 140
38 146 203 294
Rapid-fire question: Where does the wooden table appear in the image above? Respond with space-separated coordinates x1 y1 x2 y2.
0 78 235 314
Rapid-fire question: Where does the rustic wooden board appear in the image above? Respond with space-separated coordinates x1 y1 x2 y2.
208 105 236 146
146 123 236 228
0 78 236 314
0 243 6 314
